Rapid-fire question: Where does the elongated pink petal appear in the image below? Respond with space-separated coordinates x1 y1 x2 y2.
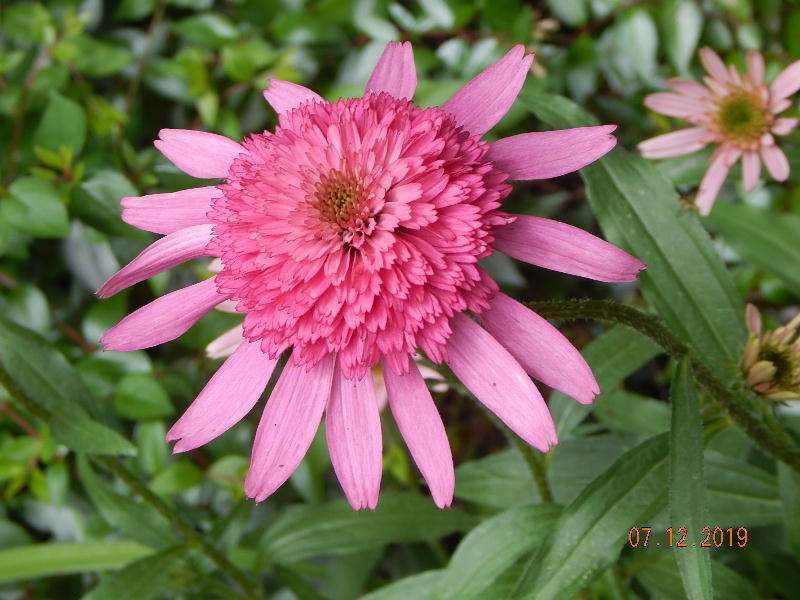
772 117 799 136
761 144 790 181
206 324 244 359
168 339 278 452
326 366 382 510
121 187 220 235
480 293 599 404
263 80 323 115
741 151 761 192
366 41 416 100
638 127 710 159
770 60 800 101
696 147 738 215
771 97 793 113
643 93 709 119
154 129 243 179
487 126 617 180
493 215 645 282
101 277 228 351
746 50 765 85
445 314 557 452
244 354 335 502
442 45 533 137
666 78 710 99
699 47 730 83
383 361 454 508
97 225 215 298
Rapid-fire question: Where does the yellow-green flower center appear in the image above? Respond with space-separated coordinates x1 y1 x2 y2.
715 92 771 146
315 170 365 227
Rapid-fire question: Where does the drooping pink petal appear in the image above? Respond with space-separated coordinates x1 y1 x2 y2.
206 324 244 359
772 118 799 136
666 78 710 99
167 339 278 452
761 144 790 181
492 215 645 283
486 126 617 180
263 80 323 115
771 97 793 113
383 361 454 508
746 50 765 85
696 147 739 215
365 41 416 100
101 277 229 351
638 127 711 159
244 354 335 502
699 47 730 83
741 151 761 192
445 313 557 452
326 366 382 510
770 60 800 101
442 45 533 137
121 187 220 235
97 224 215 298
154 129 243 179
643 93 709 119
480 293 599 405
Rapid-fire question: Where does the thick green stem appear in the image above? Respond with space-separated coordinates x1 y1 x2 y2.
512 436 554 503
527 299 800 474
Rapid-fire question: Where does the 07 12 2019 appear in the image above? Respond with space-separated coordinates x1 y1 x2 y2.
627 526 749 548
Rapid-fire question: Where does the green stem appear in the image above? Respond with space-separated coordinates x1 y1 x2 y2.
527 299 800 474
511 436 554 503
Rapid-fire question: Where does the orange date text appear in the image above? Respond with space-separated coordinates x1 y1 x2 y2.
627 526 748 548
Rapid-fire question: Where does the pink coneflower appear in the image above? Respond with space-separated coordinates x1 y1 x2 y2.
98 42 644 509
639 47 800 215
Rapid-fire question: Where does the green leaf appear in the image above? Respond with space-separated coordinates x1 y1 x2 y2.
593 390 670 436
708 203 800 298
173 14 239 47
513 434 669 599
53 34 133 77
72 170 143 238
705 450 782 526
150 461 204 495
522 92 745 379
547 0 588 26
363 570 442 600
77 456 177 549
661 0 703 73
82 546 186 600
669 359 712 600
0 542 153 583
0 317 134 456
2 177 70 238
778 462 800 556
33 92 87 155
434 505 560 600
260 493 476 564
113 374 173 420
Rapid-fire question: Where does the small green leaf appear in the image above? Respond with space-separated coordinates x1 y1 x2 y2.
113 374 173 421
661 0 703 73
173 14 239 47
82 546 186 600
547 0 588 26
72 170 142 238
2 177 70 239
33 92 87 155
53 34 133 77
150 461 204 496
363 570 442 600
669 359 712 600
0 542 153 583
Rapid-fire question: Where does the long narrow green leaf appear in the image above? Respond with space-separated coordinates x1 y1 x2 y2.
82 546 186 600
362 571 442 600
521 92 745 379
669 359 712 600
0 542 153 583
513 434 669 599
778 462 800 557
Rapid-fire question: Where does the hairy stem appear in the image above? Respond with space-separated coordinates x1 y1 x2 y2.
527 299 800 474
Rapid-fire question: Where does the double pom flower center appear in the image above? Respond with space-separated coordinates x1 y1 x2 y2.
314 169 375 248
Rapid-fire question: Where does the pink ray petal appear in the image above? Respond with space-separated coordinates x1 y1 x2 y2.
121 186 220 235
244 354 335 502
492 215 645 283
366 41 417 100
206 324 244 359
699 47 730 83
666 78 710 99
154 129 243 179
97 224 215 298
770 59 800 101
741 151 761 192
167 339 278 452
772 117 799 136
101 277 229 351
383 360 454 508
442 45 533 137
638 127 711 159
445 313 557 452
696 147 739 215
487 125 617 180
263 80 324 115
480 293 599 405
326 366 383 510
746 50 765 85
761 144 790 181
643 93 709 119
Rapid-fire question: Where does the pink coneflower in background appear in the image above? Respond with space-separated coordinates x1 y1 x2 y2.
639 47 800 215
98 42 644 510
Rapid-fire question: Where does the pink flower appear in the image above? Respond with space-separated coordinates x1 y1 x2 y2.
98 42 644 509
639 48 800 215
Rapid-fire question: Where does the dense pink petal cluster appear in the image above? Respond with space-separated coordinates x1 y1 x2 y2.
639 48 800 214
99 42 644 509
